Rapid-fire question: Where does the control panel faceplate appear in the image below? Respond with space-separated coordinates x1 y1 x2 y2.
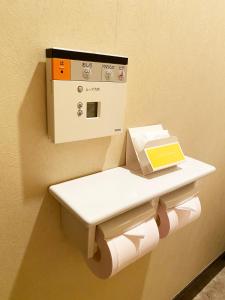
46 48 128 143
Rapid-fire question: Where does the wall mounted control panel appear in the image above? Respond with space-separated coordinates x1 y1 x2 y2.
46 48 128 143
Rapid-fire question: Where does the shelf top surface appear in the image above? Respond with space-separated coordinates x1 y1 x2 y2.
49 157 215 226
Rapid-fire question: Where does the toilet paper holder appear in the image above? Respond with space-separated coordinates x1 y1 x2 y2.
49 154 215 259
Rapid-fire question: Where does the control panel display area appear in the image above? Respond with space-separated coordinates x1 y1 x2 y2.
87 102 99 118
46 48 128 143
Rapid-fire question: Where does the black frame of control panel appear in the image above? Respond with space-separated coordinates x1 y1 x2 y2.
46 48 128 65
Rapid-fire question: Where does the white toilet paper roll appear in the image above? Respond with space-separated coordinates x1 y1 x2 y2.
87 218 159 278
157 196 201 238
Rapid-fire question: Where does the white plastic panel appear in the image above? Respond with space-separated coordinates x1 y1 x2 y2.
52 80 126 143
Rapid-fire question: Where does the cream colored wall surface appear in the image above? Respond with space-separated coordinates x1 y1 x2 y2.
0 1 225 299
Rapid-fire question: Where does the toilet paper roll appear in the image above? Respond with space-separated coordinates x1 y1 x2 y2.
157 196 201 238
86 218 159 279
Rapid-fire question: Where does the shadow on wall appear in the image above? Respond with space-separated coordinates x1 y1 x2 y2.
11 62 150 300
9 193 151 300
18 62 112 201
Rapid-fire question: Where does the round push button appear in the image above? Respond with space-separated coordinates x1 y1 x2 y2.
77 102 83 109
77 85 83 93
82 67 91 79
118 69 125 81
77 109 83 117
105 69 112 80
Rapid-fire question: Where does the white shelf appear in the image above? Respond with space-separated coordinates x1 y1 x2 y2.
49 156 215 226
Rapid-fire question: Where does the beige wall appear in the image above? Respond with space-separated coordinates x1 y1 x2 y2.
1 1 225 299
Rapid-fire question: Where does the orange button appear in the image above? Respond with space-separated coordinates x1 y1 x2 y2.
52 58 71 80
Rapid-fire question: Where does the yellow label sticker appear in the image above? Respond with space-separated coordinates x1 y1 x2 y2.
145 142 185 170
